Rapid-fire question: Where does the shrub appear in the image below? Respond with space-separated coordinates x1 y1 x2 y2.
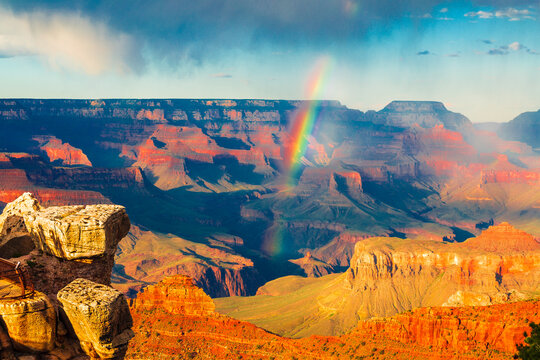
515 322 540 360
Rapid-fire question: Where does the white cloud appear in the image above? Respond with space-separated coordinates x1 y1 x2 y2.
0 6 143 74
487 41 538 55
495 8 535 21
465 10 493 19
508 41 523 51
465 7 535 21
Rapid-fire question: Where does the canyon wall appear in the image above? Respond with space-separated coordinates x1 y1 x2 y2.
127 273 537 359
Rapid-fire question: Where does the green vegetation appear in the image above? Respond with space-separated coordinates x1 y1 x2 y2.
515 322 540 360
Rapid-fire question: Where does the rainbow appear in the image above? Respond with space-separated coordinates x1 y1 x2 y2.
283 56 333 187
264 57 332 256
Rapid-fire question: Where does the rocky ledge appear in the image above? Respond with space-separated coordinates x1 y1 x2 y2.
0 193 134 359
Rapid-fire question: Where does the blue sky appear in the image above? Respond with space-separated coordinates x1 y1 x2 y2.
0 1 538 123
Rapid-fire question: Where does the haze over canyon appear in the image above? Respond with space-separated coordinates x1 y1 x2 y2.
0 98 539 359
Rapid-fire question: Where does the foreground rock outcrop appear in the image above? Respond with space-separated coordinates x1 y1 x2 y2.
58 279 134 359
0 193 130 301
26 203 130 260
0 193 134 359
0 291 56 352
0 192 41 258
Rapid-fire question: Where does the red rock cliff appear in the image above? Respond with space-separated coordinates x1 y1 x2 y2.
354 300 540 354
131 275 215 316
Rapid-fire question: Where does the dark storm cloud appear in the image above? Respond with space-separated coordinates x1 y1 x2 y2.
1 0 538 70
417 50 431 55
2 0 443 39
0 0 451 69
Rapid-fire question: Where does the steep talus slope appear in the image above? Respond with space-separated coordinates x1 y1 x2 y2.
216 223 540 337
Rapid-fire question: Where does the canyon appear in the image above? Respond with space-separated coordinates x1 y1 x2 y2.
215 222 540 337
126 273 539 359
0 98 538 298
0 98 539 358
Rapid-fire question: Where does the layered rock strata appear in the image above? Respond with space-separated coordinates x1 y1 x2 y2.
130 275 215 316
339 223 540 328
127 274 538 360
216 222 540 338
353 300 540 354
288 252 335 277
114 226 261 298
33 135 92 166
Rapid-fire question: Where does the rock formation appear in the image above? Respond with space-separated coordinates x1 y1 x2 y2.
342 223 540 317
0 193 130 300
0 291 56 352
127 274 538 360
26 204 130 260
216 223 540 338
0 192 41 258
288 252 335 277
114 226 261 298
130 275 215 316
33 135 92 166
0 153 110 207
353 300 540 355
498 108 540 148
0 193 134 359
464 221 539 252
58 279 134 359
